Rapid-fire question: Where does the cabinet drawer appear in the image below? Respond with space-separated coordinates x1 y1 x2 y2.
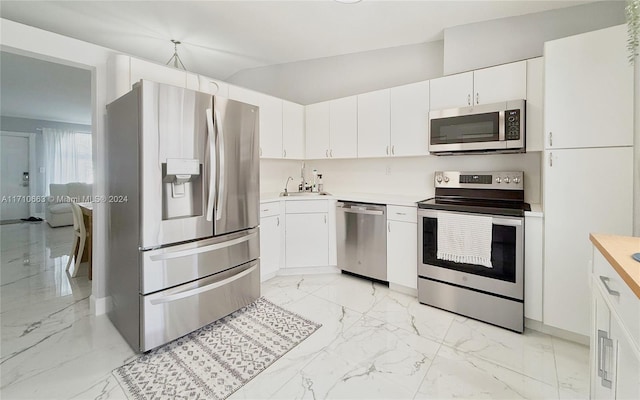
260 201 281 218
387 205 417 223
285 199 329 214
593 250 640 349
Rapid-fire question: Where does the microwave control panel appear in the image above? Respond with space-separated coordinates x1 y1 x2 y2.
505 109 521 141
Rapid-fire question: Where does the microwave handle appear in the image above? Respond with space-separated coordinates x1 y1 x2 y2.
498 110 505 141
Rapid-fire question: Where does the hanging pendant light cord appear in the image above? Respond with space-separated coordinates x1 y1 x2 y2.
166 39 186 70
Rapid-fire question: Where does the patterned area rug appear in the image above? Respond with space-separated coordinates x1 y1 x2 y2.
113 298 321 399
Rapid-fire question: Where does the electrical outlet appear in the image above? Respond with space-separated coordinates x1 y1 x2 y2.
385 166 391 175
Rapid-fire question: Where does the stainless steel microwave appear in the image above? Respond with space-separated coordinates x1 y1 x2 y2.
428 99 525 155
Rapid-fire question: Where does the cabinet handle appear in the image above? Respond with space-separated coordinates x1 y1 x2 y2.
396 212 406 215
476 92 479 104
391 145 395 155
283 149 287 157
549 132 553 147
467 94 471 105
326 149 329 158
261 208 269 212
597 329 614 388
597 329 606 379
386 146 389 155
259 147 263 156
330 149 333 157
599 276 620 296
388 221 391 232
549 152 553 167
324 215 327 224
277 216 279 227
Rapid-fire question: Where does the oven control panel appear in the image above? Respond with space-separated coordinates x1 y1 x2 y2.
435 171 524 190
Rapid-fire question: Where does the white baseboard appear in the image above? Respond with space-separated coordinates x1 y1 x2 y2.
277 266 341 276
389 283 418 297
90 295 109 316
525 318 589 346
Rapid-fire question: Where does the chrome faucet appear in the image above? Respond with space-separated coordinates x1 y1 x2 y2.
300 162 306 192
283 176 293 194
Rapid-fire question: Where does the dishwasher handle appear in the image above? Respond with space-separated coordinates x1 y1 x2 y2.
337 202 385 216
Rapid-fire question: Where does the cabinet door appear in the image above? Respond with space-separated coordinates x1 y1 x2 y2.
260 215 281 281
592 289 616 400
526 58 544 152
198 76 229 97
305 102 331 159
543 147 633 336
285 213 329 268
390 81 430 157
130 58 187 88
258 94 283 159
386 220 417 290
544 25 633 149
357 89 390 158
282 100 305 159
611 317 640 400
524 215 543 321
329 96 358 158
429 71 473 110
472 61 526 105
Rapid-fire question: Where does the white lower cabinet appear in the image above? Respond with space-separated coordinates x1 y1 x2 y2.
524 213 543 321
386 205 417 290
259 201 282 281
590 241 640 400
284 200 330 268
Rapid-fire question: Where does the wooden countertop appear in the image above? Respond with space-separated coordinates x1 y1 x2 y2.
590 233 640 299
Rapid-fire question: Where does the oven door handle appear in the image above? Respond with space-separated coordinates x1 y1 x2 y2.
418 210 522 226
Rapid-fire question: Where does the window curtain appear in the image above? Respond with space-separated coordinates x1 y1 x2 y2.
43 128 93 194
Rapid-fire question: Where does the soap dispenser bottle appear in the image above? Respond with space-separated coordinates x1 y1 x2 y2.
317 174 324 193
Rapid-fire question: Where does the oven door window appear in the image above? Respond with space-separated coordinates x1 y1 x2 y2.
422 217 516 282
430 112 500 145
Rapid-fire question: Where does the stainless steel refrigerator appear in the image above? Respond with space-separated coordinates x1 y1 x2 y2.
106 80 260 352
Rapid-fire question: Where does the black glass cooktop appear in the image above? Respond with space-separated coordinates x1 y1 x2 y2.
418 197 531 217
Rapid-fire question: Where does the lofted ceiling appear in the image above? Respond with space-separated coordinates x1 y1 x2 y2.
0 0 591 81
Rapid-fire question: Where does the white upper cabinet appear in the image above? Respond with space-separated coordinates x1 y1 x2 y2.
545 25 633 149
430 61 526 111
472 61 526 105
228 85 259 106
305 101 331 159
196 75 229 97
525 57 544 152
130 57 188 89
390 80 430 156
282 101 305 159
257 94 283 159
430 71 473 110
329 96 358 158
357 89 390 158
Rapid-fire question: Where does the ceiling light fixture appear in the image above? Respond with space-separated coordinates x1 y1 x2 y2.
166 39 186 70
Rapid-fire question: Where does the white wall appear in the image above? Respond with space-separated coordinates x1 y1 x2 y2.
262 152 542 205
635 56 640 236
227 41 443 105
1 18 113 314
444 1 626 75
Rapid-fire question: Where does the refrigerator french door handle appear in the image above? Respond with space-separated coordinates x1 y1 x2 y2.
215 109 225 221
149 232 256 261
149 264 258 305
205 108 216 221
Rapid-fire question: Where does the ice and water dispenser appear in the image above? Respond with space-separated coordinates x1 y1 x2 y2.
161 158 203 220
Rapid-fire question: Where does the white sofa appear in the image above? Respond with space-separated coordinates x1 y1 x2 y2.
46 183 92 227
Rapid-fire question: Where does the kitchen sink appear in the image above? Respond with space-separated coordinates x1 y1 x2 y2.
279 191 331 197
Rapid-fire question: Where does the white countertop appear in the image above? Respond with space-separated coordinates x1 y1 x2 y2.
261 192 543 216
260 191 423 207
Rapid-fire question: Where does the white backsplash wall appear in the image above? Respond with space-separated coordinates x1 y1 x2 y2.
262 152 542 205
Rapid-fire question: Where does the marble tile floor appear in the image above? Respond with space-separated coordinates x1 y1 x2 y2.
1 222 590 399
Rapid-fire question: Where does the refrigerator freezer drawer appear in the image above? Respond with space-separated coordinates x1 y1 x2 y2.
141 228 259 294
140 260 260 352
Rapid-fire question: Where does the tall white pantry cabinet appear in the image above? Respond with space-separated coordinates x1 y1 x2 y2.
542 25 634 337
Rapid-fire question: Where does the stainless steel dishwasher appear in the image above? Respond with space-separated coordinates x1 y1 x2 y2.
336 202 387 281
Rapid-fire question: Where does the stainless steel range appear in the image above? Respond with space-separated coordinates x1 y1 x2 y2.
417 171 530 333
